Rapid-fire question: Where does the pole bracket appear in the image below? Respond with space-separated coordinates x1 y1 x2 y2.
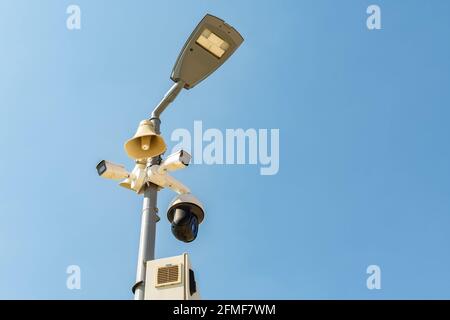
132 280 144 294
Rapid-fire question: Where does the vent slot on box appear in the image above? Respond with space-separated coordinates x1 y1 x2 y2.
156 265 181 287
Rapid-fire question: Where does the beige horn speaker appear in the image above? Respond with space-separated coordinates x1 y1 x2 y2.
124 120 167 160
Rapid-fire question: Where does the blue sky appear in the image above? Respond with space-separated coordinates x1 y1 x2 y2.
1 0 450 299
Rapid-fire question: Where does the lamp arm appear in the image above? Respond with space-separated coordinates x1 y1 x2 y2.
150 80 185 124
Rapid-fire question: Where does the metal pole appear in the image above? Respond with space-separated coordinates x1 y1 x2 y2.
133 125 162 300
133 182 159 300
132 82 184 300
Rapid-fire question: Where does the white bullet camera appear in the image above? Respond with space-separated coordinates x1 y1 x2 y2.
96 160 130 180
158 150 191 173
96 160 147 193
146 150 192 194
167 193 205 243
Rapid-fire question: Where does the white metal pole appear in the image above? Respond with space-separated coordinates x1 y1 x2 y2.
132 82 184 300
133 181 159 300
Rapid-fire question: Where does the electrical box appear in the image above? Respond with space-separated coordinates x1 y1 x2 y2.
144 253 201 300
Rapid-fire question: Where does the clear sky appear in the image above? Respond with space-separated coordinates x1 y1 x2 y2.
1 0 450 299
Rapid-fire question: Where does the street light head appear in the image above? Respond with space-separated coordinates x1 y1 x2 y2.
124 120 167 160
171 14 244 89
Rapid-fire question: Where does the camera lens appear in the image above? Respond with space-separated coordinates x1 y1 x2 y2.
171 207 199 243
96 160 107 176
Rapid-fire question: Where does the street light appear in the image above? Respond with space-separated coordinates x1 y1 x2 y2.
171 14 244 89
97 13 243 300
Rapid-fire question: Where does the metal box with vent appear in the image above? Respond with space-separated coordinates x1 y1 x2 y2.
144 253 201 300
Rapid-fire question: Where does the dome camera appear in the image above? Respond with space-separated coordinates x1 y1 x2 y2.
167 194 205 243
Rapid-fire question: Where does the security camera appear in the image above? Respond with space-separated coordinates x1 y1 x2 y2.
167 193 205 243
96 160 145 193
146 150 191 194
96 160 130 180
158 150 191 173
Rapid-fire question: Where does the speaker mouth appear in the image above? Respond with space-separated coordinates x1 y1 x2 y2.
124 119 167 160
124 134 167 160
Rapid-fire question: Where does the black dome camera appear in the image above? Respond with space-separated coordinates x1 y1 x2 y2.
167 194 205 243
171 206 199 242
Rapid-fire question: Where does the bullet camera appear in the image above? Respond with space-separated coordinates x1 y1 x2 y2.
97 160 130 180
167 193 205 243
146 150 192 195
96 160 148 193
159 150 191 173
